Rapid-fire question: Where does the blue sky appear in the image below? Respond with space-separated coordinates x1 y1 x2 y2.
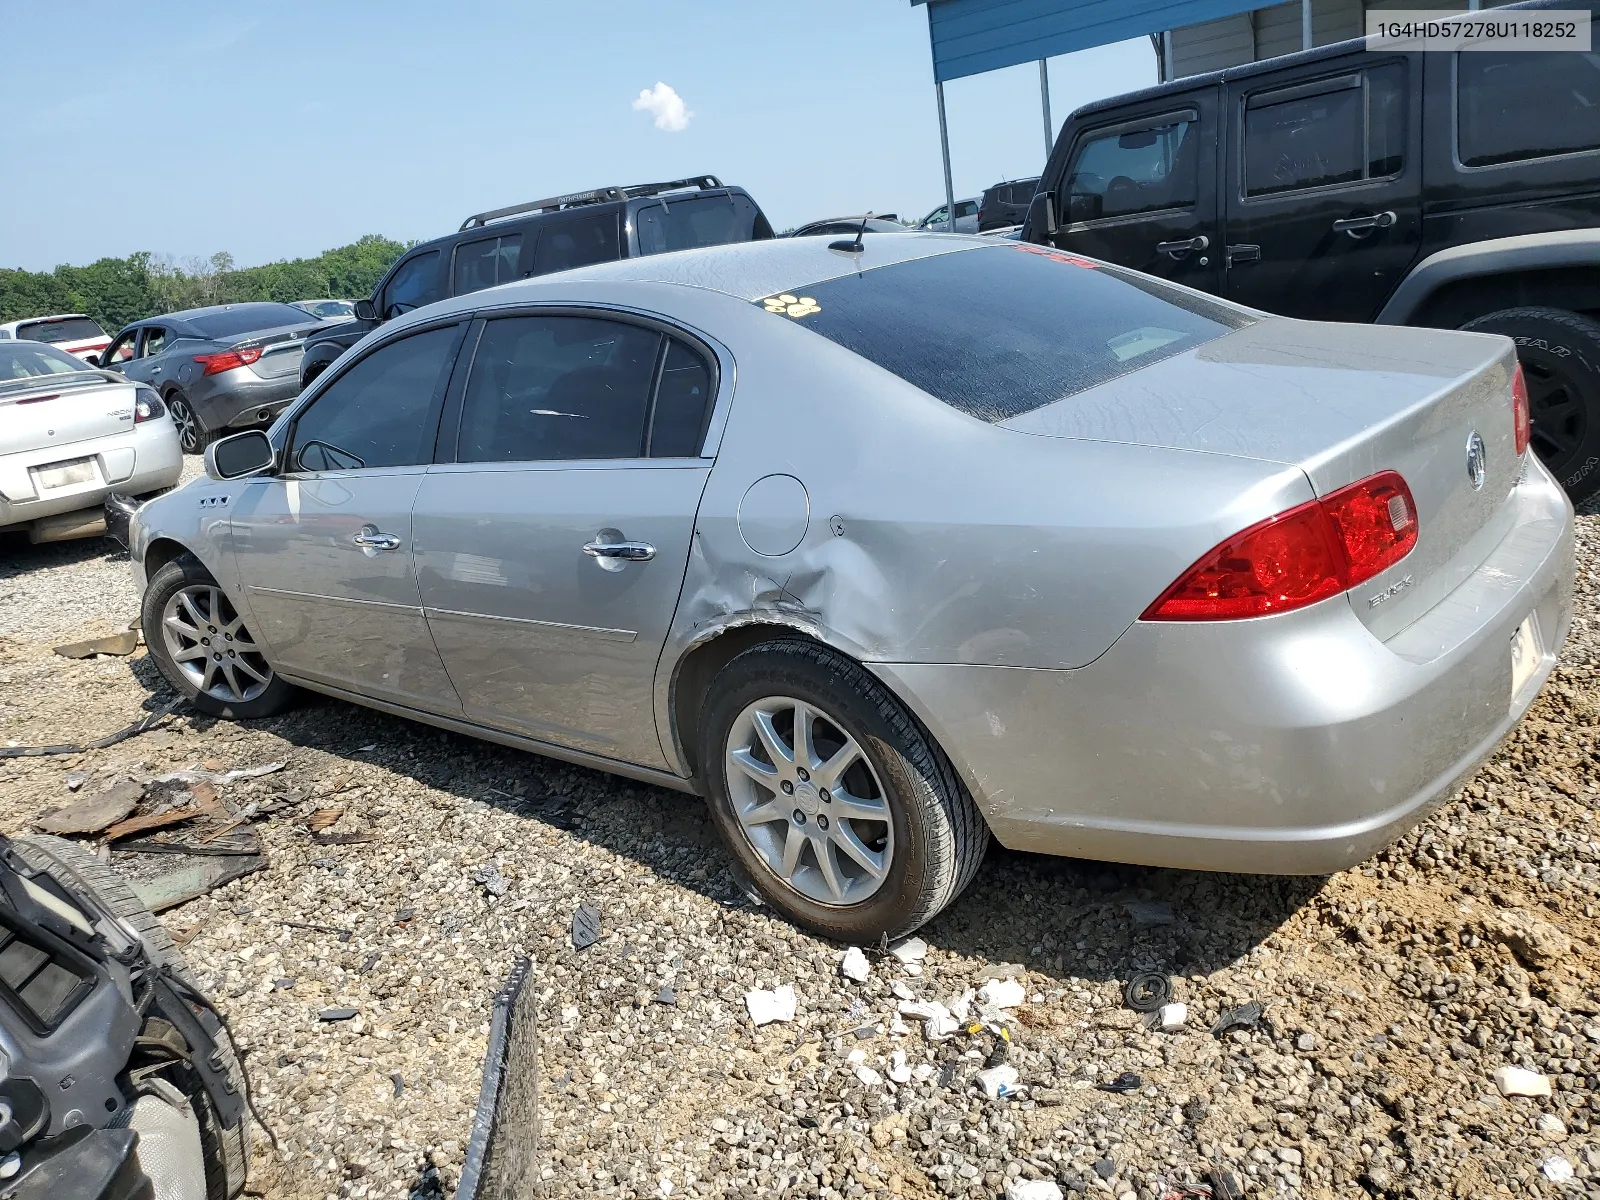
0 2 1154 273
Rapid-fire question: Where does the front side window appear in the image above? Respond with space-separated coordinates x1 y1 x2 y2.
1458 49 1600 166
531 215 621 275
103 331 138 364
757 244 1251 424
290 324 458 471
1243 64 1405 197
380 250 442 319
635 194 775 256
1064 116 1198 222
453 233 524 295
455 315 662 462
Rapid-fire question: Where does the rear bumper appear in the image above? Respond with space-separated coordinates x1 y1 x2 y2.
0 424 182 536
873 456 1575 875
187 369 300 432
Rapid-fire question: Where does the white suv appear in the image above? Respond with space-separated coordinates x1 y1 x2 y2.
0 314 111 364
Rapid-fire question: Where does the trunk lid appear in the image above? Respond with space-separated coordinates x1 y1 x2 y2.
0 375 138 457
230 321 321 380
1001 318 1523 638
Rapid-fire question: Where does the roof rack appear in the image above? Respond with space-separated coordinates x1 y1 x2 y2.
459 175 725 230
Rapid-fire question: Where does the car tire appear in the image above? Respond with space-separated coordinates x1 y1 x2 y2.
165 393 213 456
11 835 250 1199
698 639 988 942
142 555 297 719
1458 306 1600 502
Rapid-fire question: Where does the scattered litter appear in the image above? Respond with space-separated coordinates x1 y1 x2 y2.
983 1040 1008 1069
307 808 343 833
0 696 183 759
318 1007 358 1022
1096 1071 1142 1094
852 1062 882 1087
1004 1179 1063 1200
314 832 373 846
745 985 797 1027
948 989 975 1021
937 1060 961 1089
1157 1002 1188 1032
889 1015 910 1035
898 1000 959 1041
890 980 915 1001
979 978 1025 1009
1537 1113 1568 1135
53 629 139 659
655 986 677 1007
65 774 86 792
1123 971 1172 1013
473 864 511 897
1123 900 1175 926
1207 1168 1243 1200
887 1049 911 1084
889 937 929 966
840 946 872 982
150 761 285 786
1493 1065 1552 1097
1543 1156 1575 1184
126 851 266 912
390 1073 404 1099
571 903 602 950
1210 1000 1265 1037
106 782 223 841
976 1063 1020 1099
356 744 379 753
281 920 354 942
33 779 142 834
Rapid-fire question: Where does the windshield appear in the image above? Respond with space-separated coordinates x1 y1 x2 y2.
15 317 105 344
0 341 95 381
187 304 310 339
757 243 1252 422
635 193 774 256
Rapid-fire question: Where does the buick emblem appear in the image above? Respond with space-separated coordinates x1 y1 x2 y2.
1466 430 1487 490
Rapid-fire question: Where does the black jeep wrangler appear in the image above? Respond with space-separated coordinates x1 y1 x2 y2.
299 175 773 389
1023 0 1600 501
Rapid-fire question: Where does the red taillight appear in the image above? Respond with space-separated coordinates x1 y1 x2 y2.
1512 362 1530 457
1143 471 1418 621
193 347 262 376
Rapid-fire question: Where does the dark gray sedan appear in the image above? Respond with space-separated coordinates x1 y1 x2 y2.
100 303 328 453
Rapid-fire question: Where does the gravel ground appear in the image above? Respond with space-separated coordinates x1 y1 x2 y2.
0 481 1598 1200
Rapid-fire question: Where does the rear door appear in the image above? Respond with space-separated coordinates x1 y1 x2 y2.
413 310 720 769
1222 54 1422 320
528 212 622 276
1048 86 1223 295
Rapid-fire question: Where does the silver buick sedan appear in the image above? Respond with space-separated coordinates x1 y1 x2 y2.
125 235 1574 941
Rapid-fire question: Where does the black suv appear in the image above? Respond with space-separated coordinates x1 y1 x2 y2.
299 175 773 388
978 177 1039 231
1023 0 1600 501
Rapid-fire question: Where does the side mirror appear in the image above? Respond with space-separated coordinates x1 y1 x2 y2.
1027 192 1058 238
354 298 377 322
206 430 276 481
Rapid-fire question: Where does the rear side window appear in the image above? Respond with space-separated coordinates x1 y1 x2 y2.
759 244 1250 423
381 250 443 318
1458 50 1600 166
453 233 523 295
649 339 714 457
1243 64 1405 197
187 304 309 338
531 215 621 275
635 194 775 256
1064 115 1198 221
15 317 104 344
956 200 978 218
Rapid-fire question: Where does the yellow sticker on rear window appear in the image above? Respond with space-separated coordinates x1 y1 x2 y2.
760 294 820 318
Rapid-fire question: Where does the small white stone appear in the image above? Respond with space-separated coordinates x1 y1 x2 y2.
657 1178 674 1197
912 1063 935 1082
1157 1002 1188 1032
903 962 923 976
977 1063 1020 1099
1543 1156 1575 1184
1275 1147 1303 1166
853 1063 883 1087
1537 1113 1568 1136
1493 1066 1552 1097
846 1047 867 1065
889 937 928 964
890 980 916 1001
889 1016 910 1035
744 985 796 1027
888 1049 912 1084
979 979 1025 1009
840 946 871 982
1003 1179 1063 1200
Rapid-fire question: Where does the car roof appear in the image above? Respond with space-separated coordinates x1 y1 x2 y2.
137 301 303 325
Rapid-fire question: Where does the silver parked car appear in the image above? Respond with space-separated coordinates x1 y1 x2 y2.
125 236 1573 941
100 303 329 455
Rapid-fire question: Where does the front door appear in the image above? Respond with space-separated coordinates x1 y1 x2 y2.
1048 85 1223 295
229 321 466 712
1222 55 1423 321
413 312 719 768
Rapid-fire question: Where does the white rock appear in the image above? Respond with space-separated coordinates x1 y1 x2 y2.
888 1049 912 1084
658 1177 674 1197
889 937 929 965
1004 1180 1064 1200
903 962 923 976
890 980 916 1001
949 989 975 1021
913 1063 935 1082
744 985 796 1027
1543 1156 1575 1183
927 1014 960 1041
1537 1113 1568 1135
977 1063 1021 1099
1158 1002 1187 1032
889 1016 910 1035
1493 1066 1552 1097
846 1047 867 1065
979 979 1025 1009
853 1063 883 1087
840 946 871 982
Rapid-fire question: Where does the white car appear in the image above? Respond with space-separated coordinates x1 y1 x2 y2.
0 341 183 543
0 314 111 364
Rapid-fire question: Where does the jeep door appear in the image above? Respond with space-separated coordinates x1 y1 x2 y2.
1042 86 1223 295
1222 54 1422 321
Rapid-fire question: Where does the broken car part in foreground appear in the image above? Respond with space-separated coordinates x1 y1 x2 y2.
126 236 1576 942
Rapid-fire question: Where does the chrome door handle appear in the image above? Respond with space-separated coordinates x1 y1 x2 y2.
352 525 402 552
1332 210 1396 236
1155 235 1209 258
583 540 655 561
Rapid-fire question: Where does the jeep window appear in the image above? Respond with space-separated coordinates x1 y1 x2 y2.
381 250 442 318
453 233 524 296
1458 50 1600 166
766 244 1251 423
1244 64 1405 197
531 214 622 275
635 193 775 256
1064 115 1197 223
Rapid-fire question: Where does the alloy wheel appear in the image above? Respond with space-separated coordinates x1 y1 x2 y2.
169 397 199 453
724 696 894 906
160 585 272 704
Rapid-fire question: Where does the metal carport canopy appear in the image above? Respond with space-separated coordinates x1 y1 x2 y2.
912 0 1278 229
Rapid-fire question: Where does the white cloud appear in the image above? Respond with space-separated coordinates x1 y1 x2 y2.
632 82 692 133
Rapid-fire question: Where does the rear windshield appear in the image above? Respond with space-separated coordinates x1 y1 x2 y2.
0 342 93 384
187 304 310 339
760 244 1251 422
16 317 104 344
636 193 774 256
